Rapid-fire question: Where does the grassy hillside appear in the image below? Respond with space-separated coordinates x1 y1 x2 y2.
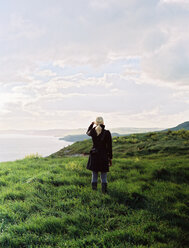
0 153 188 247
51 130 189 158
165 121 189 131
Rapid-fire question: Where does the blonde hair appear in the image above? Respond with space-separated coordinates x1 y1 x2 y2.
95 117 104 136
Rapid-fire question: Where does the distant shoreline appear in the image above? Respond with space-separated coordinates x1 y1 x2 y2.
0 127 163 137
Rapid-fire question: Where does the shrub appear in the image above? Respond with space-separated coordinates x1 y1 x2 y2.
25 153 42 159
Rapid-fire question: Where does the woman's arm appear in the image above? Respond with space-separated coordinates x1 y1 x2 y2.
86 122 94 136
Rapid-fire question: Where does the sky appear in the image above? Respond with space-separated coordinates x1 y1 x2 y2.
0 0 188 130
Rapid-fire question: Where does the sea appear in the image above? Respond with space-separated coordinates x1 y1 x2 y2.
0 134 72 163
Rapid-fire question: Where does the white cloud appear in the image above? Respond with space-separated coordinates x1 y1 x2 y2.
34 70 57 78
161 0 189 4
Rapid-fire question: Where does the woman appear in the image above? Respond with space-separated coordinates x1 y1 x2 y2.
86 116 112 193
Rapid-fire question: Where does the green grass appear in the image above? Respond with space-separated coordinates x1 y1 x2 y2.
0 153 188 247
51 130 189 158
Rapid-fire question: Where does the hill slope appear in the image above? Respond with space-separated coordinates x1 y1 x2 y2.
165 121 189 131
51 130 189 158
0 154 188 247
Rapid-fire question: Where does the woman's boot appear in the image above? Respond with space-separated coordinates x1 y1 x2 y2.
102 183 107 193
92 182 97 190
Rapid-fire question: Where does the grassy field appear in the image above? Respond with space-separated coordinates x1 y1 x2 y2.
0 152 188 247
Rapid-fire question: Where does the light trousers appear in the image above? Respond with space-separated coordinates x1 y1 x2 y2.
92 171 107 183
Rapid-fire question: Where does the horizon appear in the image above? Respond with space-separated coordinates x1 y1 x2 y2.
0 126 163 131
1 121 189 132
0 0 188 130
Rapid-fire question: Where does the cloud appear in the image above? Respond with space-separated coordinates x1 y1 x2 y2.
161 0 189 6
1 66 187 128
0 0 188 129
0 0 188 83
142 37 189 85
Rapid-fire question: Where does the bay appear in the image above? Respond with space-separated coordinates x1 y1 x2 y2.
0 134 72 162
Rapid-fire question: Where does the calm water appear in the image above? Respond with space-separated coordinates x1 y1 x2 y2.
0 134 72 162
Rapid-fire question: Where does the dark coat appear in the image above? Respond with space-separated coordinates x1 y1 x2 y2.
86 123 112 172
